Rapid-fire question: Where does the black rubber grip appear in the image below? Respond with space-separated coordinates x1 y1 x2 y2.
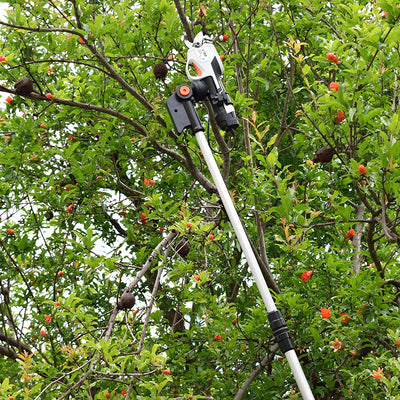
268 310 295 354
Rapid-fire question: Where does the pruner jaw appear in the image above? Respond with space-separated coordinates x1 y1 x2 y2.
184 32 212 49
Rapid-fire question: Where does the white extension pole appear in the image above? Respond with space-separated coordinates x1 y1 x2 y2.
195 130 315 400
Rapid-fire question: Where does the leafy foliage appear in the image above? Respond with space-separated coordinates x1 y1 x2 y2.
0 0 399 399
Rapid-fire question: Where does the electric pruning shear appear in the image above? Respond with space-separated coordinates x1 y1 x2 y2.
184 32 239 131
165 31 316 400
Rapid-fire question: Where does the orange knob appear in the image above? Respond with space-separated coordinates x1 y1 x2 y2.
179 85 191 97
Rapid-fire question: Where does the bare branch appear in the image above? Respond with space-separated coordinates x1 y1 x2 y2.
0 332 32 355
233 343 279 400
352 203 366 275
0 345 18 360
0 88 147 135
137 267 163 354
104 231 178 341
153 141 217 195
366 219 385 279
392 68 398 114
173 0 193 43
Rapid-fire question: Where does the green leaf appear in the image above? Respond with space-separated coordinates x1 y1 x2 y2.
302 64 311 75
65 141 80 158
266 147 281 168
1 378 9 391
388 113 399 134
267 133 278 147
91 15 103 36
348 107 357 122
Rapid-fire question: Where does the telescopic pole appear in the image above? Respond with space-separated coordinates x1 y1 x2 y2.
167 84 315 400
195 129 315 400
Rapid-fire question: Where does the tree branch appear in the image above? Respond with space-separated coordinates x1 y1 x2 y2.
0 345 19 360
204 98 231 183
233 343 279 400
137 267 163 354
352 203 366 275
273 55 295 148
0 332 32 355
1 88 147 135
153 141 218 195
173 0 193 42
366 219 385 279
104 231 178 341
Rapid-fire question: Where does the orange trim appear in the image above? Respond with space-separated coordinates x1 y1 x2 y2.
179 85 190 96
192 62 202 77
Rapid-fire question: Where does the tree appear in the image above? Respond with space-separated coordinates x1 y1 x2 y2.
0 0 399 398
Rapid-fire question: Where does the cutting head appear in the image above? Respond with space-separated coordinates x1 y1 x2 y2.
185 31 207 48
185 33 224 82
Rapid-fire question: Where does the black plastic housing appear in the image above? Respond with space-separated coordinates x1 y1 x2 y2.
268 310 295 354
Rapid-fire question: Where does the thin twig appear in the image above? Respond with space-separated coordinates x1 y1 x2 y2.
352 203 366 275
137 267 163 354
392 68 398 113
35 359 92 400
153 141 217 195
173 0 193 42
233 343 279 400
0 89 147 135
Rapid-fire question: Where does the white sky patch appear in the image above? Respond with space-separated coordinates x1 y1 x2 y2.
0 2 7 15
